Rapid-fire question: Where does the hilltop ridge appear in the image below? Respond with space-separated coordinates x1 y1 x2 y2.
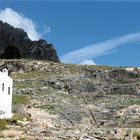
0 21 60 62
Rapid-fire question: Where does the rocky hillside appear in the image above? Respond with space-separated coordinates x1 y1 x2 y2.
0 21 59 62
1 59 140 139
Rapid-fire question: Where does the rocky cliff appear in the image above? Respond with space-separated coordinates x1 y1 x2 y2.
0 20 60 62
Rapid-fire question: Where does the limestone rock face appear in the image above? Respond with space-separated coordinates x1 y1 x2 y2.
0 20 60 62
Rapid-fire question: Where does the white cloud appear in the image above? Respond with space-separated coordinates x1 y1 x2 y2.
60 32 140 64
43 25 51 34
80 59 96 65
41 25 51 37
0 8 41 40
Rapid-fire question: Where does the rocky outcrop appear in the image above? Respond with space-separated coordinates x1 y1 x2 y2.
0 20 60 62
1 60 140 139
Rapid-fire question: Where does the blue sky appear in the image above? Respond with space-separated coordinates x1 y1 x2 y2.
0 1 140 66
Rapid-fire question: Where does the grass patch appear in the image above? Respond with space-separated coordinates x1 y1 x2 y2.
13 94 30 105
0 119 8 132
128 97 140 106
12 113 25 121
14 80 42 89
11 71 47 80
132 131 140 139
38 104 55 110
37 104 62 115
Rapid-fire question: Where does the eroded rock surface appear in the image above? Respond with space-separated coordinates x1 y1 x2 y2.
0 60 140 139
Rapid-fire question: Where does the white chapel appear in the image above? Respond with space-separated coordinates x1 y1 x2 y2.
0 69 13 119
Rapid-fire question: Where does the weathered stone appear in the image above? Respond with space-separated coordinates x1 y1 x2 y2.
13 104 31 118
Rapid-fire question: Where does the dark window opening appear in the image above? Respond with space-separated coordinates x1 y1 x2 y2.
8 87 10 95
2 83 4 91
